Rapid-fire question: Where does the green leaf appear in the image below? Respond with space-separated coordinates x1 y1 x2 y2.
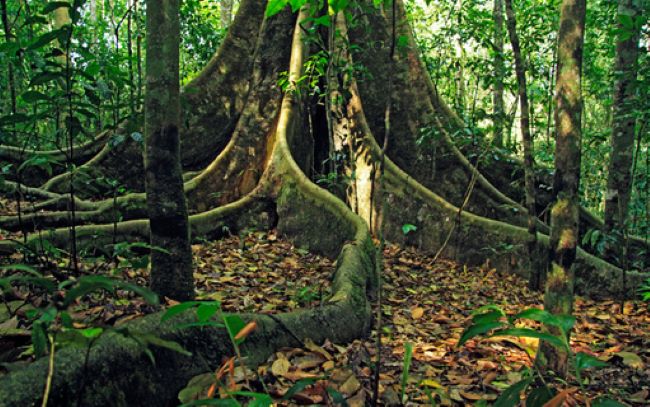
401 223 417 235
180 399 239 406
525 385 555 407
493 328 568 350
32 323 48 358
223 314 246 341
472 310 503 325
196 303 220 323
116 281 159 305
592 398 627 407
137 334 192 357
266 0 288 17
401 342 413 402
161 301 209 323
282 377 324 399
79 327 104 339
26 28 66 51
0 113 30 126
29 71 64 87
457 321 504 347
63 275 117 306
575 352 608 372
493 378 532 407
21 91 51 103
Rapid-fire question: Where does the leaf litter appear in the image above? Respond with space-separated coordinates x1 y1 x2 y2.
0 228 648 406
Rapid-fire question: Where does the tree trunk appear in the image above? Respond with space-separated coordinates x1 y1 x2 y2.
538 0 586 378
221 0 234 28
492 0 505 148
603 0 642 262
504 0 543 290
145 0 194 301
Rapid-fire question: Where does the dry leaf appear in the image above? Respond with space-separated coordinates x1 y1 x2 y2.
411 307 425 319
271 358 290 377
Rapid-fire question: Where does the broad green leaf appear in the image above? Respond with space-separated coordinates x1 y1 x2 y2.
266 0 288 17
472 310 503 325
79 327 104 339
196 303 220 323
137 334 192 357
180 398 239 406
458 321 504 347
0 113 30 126
21 91 51 103
282 377 324 399
223 314 246 341
525 385 555 407
29 71 64 87
116 281 159 305
592 398 627 407
161 301 211 322
63 275 117 306
26 28 66 51
32 323 48 358
493 328 568 350
575 352 608 373
493 378 532 407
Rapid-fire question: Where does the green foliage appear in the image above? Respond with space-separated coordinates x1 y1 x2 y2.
458 304 624 406
0 262 161 358
400 342 413 403
401 223 417 235
639 278 650 302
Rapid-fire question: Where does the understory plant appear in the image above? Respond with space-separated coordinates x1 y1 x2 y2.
458 305 624 407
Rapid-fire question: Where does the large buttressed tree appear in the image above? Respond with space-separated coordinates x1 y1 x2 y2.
1 0 649 303
1 1 650 403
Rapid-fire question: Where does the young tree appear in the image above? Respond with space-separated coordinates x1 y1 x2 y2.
538 0 586 377
145 0 194 300
603 0 642 261
492 0 505 148
504 0 542 290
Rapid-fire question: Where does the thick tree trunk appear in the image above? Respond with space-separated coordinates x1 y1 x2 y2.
145 0 193 301
603 0 642 261
504 0 543 290
538 0 586 378
492 0 505 148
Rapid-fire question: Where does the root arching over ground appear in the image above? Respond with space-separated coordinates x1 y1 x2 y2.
0 1 648 405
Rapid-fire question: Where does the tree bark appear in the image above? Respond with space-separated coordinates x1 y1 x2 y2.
221 0 233 28
603 0 642 261
504 0 542 290
145 0 194 301
538 0 586 377
492 0 505 148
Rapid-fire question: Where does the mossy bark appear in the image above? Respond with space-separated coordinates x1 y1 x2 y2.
538 0 586 378
504 0 543 290
144 0 193 301
603 0 642 262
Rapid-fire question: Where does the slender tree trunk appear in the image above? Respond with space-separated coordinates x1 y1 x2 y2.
492 0 505 147
504 0 542 290
220 0 233 28
603 0 642 262
53 5 71 65
145 0 194 301
135 0 142 111
538 0 586 378
0 0 16 118
127 0 135 118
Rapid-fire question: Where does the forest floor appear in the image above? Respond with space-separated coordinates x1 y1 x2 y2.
0 229 649 406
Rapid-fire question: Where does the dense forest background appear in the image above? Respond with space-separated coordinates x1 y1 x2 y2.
0 0 649 406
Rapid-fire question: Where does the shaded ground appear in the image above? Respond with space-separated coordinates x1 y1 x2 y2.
1 230 648 405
